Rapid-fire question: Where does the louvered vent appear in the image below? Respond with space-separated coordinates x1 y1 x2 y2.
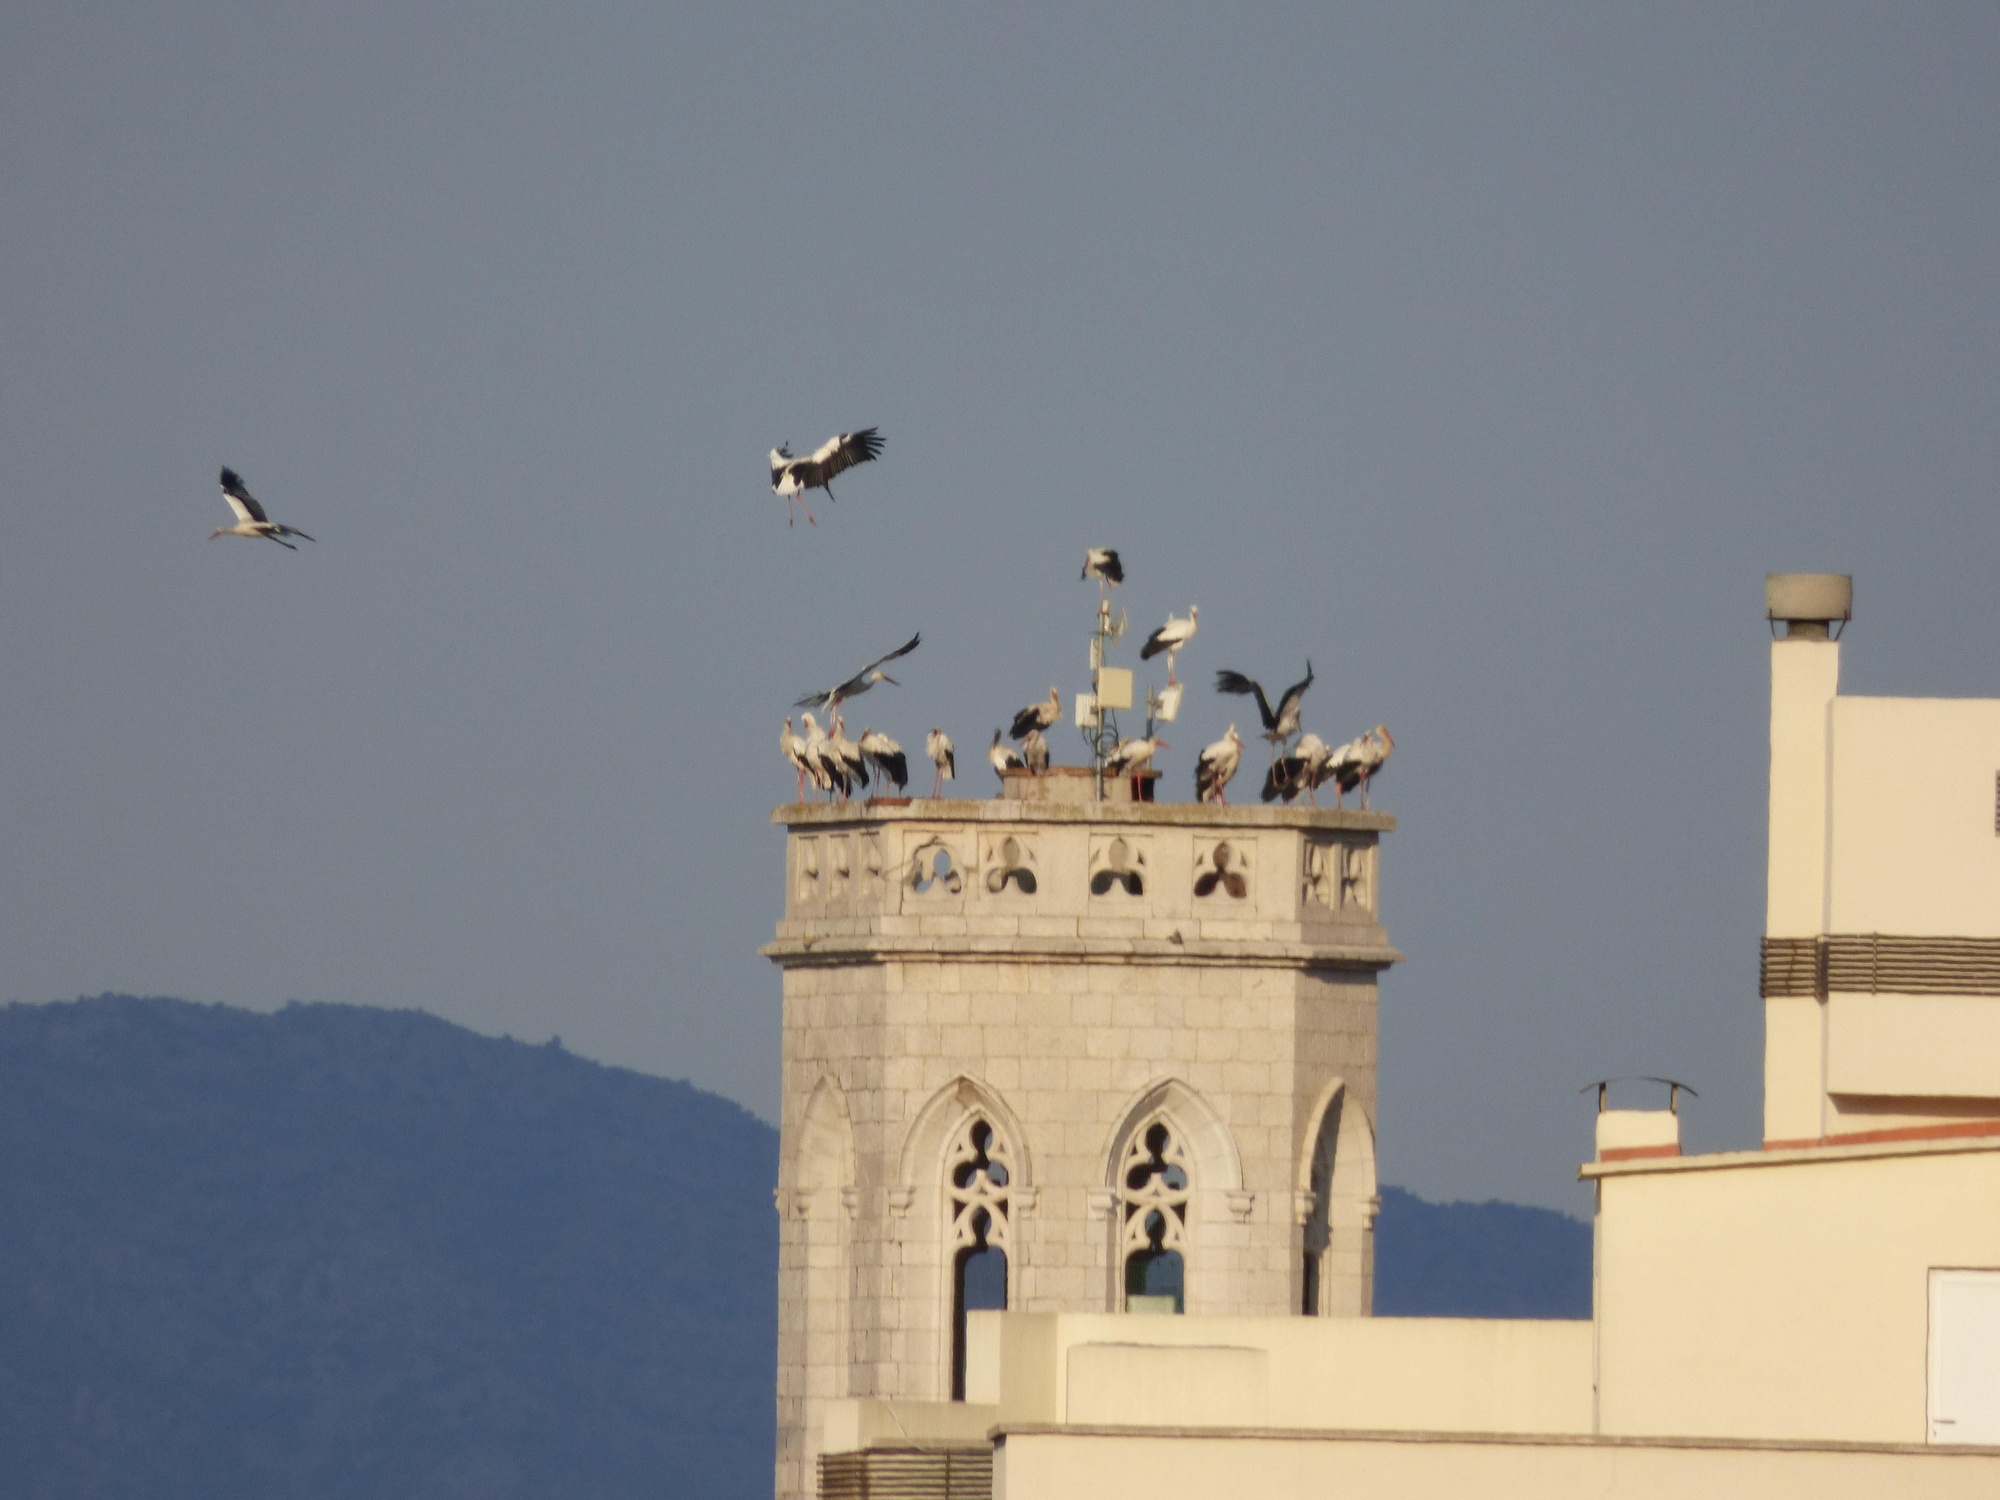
819 1447 992 1500
1761 935 2000 999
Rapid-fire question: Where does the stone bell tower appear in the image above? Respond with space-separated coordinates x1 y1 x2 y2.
763 773 1399 1499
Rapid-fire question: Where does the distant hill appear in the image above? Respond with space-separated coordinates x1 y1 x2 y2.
0 996 778 1500
0 996 1589 1499
1374 1185 1591 1318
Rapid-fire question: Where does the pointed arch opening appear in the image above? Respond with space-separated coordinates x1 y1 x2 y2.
1296 1077 1378 1317
1102 1079 1241 1315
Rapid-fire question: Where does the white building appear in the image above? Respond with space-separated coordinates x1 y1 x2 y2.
769 576 2000 1498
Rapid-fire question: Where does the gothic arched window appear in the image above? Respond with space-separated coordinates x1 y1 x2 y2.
947 1117 1010 1399
1120 1120 1189 1313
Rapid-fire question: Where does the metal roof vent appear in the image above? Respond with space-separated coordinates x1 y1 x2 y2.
1765 573 1852 640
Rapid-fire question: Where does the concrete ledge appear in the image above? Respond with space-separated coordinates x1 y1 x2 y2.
991 1421 2000 1456
1582 1130 2000 1180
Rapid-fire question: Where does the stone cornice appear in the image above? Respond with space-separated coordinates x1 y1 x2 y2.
760 933 1403 970
770 799 1395 833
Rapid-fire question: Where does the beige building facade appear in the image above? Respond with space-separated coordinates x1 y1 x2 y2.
772 575 2000 1498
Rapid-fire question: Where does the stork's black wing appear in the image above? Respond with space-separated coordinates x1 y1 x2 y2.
853 630 920 678
219 467 269 524
1272 662 1314 727
821 427 884 481
1009 704 1043 740
1214 670 1277 733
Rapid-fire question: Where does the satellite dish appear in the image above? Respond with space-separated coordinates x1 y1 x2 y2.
1108 608 1127 643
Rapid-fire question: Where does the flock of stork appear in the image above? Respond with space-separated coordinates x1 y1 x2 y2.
763 427 1395 811
205 438 1392 813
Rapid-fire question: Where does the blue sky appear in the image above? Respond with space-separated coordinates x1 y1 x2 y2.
5 3 1998 1211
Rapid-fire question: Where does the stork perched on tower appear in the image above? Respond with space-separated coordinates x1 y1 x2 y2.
927 729 955 798
826 716 868 800
780 717 812 802
1021 728 1049 775
799 713 840 800
767 427 883 527
1195 724 1243 804
1214 662 1313 761
988 729 1024 791
1081 547 1123 586
1140 606 1198 685
1262 732 1333 805
1010 688 1061 742
211 468 314 550
859 728 908 795
796 633 921 713
1104 735 1167 777
1329 725 1395 808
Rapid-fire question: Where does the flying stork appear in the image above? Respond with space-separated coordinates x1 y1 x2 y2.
1104 735 1167 776
1262 731 1332 805
927 728 956 798
1010 688 1061 742
1081 547 1124 586
211 468 315 550
859 728 908 794
1195 724 1243 804
796 632 921 712
767 427 884 526
988 729 1024 791
1139 606 1199 685
1215 662 1313 760
780 717 812 802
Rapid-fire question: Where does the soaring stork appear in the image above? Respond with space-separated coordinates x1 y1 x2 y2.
859 728 908 794
1139 606 1198 685
988 729 1024 790
1021 727 1049 775
768 427 883 526
796 632 921 712
1261 732 1332 805
1104 735 1167 776
1214 662 1313 760
1081 547 1123 586
826 716 869 800
780 717 812 802
211 468 314 550
1195 724 1243 804
1010 688 1060 742
1330 725 1395 808
927 728 955 798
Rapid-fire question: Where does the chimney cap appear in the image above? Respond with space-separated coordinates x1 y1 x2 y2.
1765 573 1852 628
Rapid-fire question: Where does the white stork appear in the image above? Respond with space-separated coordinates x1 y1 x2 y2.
799 713 839 800
1330 725 1394 808
781 717 812 802
1022 727 1050 775
927 728 956 797
988 729 1024 791
1139 606 1198 685
211 468 314 550
1262 732 1332 805
1081 547 1123 586
859 728 908 794
1010 688 1060 742
827 716 869 800
796 633 921 713
1104 735 1167 776
768 427 884 526
1195 724 1243 804
1215 662 1313 759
